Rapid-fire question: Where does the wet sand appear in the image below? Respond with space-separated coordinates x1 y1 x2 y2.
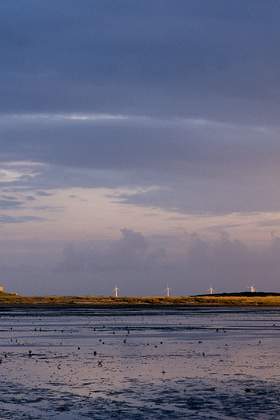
0 307 280 419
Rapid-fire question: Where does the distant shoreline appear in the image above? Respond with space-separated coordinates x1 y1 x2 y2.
1 292 280 307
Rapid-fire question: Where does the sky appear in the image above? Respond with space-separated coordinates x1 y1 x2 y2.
1 1 280 295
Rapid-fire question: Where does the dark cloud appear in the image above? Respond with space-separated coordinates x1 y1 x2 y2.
0 114 279 214
1 116 278 173
3 229 278 295
115 175 280 215
57 228 165 274
56 231 280 295
0 1 279 122
0 1 279 216
35 190 53 197
0 215 44 224
0 197 23 209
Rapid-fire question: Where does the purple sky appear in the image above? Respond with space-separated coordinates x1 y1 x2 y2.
1 1 280 295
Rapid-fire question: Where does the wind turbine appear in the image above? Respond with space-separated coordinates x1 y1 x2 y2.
248 285 256 293
164 285 171 297
113 286 120 297
207 286 215 295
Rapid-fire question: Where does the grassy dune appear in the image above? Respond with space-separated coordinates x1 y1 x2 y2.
1 292 280 306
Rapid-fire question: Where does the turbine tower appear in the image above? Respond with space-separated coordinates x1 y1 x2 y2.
113 286 120 297
249 285 256 293
165 285 171 297
207 286 215 295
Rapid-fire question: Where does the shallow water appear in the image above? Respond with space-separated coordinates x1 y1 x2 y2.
0 307 280 419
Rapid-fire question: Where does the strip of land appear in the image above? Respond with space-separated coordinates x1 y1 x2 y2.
1 292 280 307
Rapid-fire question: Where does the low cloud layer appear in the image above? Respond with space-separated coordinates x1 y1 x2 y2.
6 229 275 295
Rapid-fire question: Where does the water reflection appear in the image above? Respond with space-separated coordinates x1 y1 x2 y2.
0 307 279 418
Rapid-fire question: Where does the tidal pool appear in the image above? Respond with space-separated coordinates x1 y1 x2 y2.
0 306 280 419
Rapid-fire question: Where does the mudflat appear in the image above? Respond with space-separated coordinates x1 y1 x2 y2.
0 306 280 419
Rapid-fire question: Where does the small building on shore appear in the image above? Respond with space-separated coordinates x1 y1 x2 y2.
0 285 5 293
